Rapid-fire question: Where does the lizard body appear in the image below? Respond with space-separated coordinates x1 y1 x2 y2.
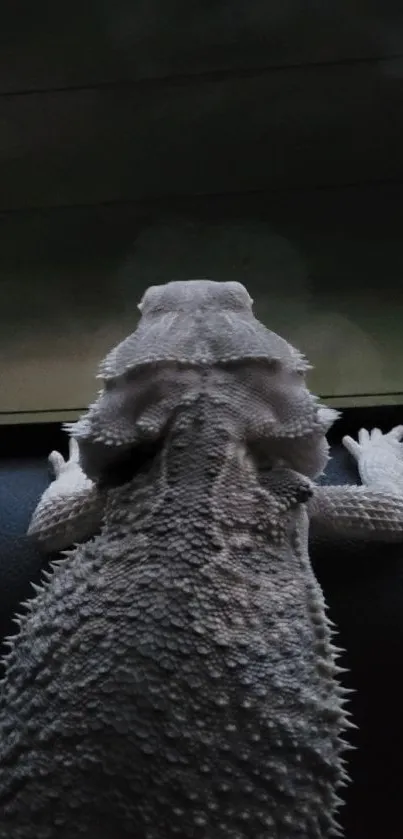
1 280 403 838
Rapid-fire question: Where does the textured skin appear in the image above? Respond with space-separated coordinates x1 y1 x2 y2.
1 280 403 838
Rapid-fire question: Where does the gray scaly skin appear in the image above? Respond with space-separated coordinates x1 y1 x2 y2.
1 280 403 839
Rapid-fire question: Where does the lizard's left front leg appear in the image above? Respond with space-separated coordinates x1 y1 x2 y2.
28 437 105 553
308 425 403 543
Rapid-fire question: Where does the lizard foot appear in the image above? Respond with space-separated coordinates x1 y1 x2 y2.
48 436 82 480
342 425 403 494
27 432 104 553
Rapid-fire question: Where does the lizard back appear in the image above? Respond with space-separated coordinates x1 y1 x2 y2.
0 376 347 839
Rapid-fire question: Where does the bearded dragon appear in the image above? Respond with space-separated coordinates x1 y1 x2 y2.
1 279 402 839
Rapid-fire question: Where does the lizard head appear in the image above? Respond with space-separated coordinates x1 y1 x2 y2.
71 280 338 483
98 279 310 374
138 278 254 316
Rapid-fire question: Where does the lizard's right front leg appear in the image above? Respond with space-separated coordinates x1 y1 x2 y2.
309 425 403 543
27 436 105 553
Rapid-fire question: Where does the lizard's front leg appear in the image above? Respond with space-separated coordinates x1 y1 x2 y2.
27 436 105 553
309 425 403 542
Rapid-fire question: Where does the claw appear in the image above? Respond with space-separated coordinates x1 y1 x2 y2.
341 435 360 459
68 437 80 462
48 451 66 476
386 424 403 441
357 428 370 445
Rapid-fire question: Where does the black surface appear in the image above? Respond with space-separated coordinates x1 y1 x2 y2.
1 5 403 210
0 408 402 838
3 1 403 94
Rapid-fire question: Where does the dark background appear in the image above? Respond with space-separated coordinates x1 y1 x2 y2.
2 1 403 417
1 1 403 207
